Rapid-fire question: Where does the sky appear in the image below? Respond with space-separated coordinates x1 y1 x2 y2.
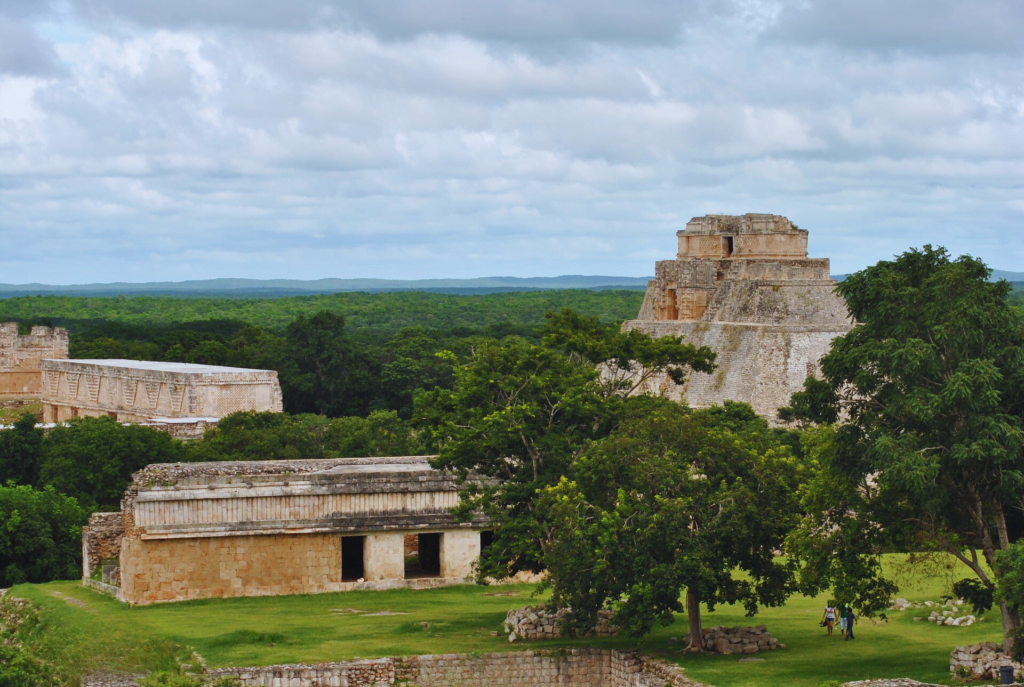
0 0 1022 284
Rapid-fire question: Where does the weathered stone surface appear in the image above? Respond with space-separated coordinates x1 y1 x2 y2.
40 359 282 423
0 323 68 399
82 512 125 593
113 457 489 605
206 649 707 686
699 625 780 655
503 606 618 640
621 214 854 423
949 641 1022 681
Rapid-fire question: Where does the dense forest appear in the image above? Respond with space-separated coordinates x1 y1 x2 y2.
0 289 645 335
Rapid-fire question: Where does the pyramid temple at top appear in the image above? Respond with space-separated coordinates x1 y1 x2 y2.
622 213 854 422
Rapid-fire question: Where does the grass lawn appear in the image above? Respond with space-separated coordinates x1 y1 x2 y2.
0 399 41 424
12 554 1005 687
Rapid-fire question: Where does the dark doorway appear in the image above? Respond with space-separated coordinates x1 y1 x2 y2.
405 533 441 578
725 236 734 256
481 531 495 552
341 536 365 581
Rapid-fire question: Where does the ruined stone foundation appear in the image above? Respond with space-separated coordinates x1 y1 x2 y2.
623 214 854 422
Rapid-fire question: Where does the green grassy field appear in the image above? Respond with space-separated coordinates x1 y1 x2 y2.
11 555 1004 687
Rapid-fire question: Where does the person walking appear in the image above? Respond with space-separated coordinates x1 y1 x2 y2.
844 606 856 640
838 605 847 635
822 603 836 636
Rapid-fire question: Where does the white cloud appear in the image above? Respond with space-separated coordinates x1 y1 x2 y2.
0 0 1021 283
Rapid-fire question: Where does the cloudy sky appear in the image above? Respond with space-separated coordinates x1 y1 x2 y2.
0 0 1021 284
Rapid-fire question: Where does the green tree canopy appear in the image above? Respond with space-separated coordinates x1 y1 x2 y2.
782 246 1024 645
415 309 717 581
0 484 87 587
0 414 44 487
40 417 187 512
541 402 802 646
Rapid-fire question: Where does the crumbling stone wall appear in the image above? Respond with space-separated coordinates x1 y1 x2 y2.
698 625 782 654
206 649 707 687
0 323 68 398
504 605 618 640
950 642 1022 681
82 512 124 579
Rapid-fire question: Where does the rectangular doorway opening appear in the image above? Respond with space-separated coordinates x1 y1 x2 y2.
481 530 495 552
341 536 365 582
405 533 441 579
725 236 734 256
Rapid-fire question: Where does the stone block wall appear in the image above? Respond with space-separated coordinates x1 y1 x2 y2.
120 532 343 604
206 649 707 687
82 512 125 579
0 323 68 398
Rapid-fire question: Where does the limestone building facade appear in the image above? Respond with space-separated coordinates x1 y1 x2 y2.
0 323 68 398
622 214 854 421
39 359 283 423
83 456 488 605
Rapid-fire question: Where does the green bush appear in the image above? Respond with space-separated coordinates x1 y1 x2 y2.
0 645 59 687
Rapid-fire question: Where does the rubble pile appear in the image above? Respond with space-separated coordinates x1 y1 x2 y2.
949 642 1022 681
503 606 618 641
699 625 783 655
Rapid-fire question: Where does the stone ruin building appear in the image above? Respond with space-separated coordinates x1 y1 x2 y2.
622 213 854 421
83 456 489 605
0 322 68 398
39 359 283 429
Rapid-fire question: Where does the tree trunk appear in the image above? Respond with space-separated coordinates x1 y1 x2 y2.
1002 600 1021 654
686 589 703 652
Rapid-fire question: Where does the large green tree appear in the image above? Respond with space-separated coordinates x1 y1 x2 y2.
415 310 716 581
0 484 87 586
285 311 378 417
40 417 187 512
0 414 44 487
542 402 802 647
782 246 1024 646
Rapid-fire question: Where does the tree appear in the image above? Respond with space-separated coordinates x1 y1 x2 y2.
415 309 717 582
0 484 87 586
782 246 1024 647
540 309 716 395
379 327 454 419
285 311 377 417
185 409 425 462
39 417 187 512
541 402 802 647
0 414 43 487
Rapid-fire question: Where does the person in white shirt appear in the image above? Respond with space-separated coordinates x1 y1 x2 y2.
822 604 837 636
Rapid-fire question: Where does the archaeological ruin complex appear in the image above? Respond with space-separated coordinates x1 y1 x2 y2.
623 214 854 420
83 456 489 605
0 323 68 398
40 359 283 424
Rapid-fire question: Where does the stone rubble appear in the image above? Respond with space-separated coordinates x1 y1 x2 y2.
949 641 1024 682
503 605 618 641
889 597 978 627
699 625 783 655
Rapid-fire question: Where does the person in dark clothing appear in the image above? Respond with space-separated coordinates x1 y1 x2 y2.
844 606 856 640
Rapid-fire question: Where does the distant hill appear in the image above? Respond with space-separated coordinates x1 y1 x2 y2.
0 275 652 299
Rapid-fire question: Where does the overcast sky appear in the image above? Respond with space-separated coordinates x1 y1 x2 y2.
0 0 1021 284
